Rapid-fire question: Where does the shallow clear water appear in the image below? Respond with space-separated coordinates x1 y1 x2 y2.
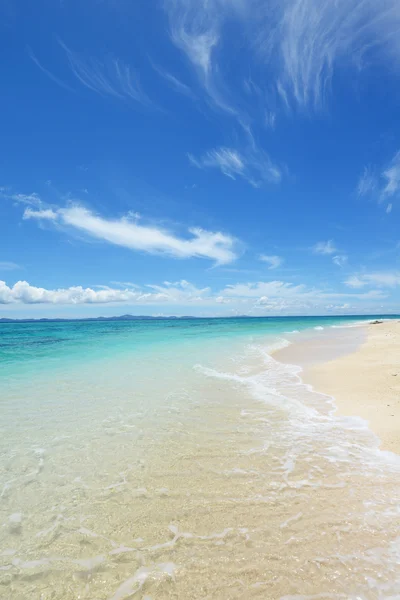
1 316 399 599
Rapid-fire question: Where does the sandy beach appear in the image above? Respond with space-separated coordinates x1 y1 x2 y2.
2 317 400 598
276 320 400 454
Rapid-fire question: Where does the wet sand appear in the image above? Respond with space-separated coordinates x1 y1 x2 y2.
275 320 400 454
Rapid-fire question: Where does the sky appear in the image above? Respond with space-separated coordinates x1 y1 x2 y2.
1 0 400 318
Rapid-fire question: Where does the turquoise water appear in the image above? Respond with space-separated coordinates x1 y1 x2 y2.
1 315 400 599
0 315 388 377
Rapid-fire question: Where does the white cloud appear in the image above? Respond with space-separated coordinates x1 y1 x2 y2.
313 240 337 255
189 146 281 187
0 280 211 306
23 208 58 221
259 255 283 269
0 262 392 318
386 203 393 214
223 280 309 299
215 295 230 304
0 277 386 312
222 280 386 305
332 254 348 267
23 204 238 265
345 272 400 288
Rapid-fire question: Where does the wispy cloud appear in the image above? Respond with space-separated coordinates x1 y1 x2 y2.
265 111 277 130
357 166 377 197
58 40 150 106
189 147 244 179
166 0 400 113
381 150 400 199
188 146 281 187
313 240 337 255
23 204 238 265
3 191 42 207
164 1 288 187
28 48 75 93
263 0 400 111
358 150 400 211
332 254 348 267
0 262 20 271
345 271 400 288
259 254 283 269
165 0 241 115
151 63 195 98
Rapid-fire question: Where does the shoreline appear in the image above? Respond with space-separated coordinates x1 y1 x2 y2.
274 320 400 454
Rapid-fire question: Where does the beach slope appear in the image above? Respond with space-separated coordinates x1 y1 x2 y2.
297 321 400 453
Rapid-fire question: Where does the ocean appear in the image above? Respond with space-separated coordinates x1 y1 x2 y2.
1 315 399 599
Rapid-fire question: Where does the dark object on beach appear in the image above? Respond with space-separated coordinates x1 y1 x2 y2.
370 320 383 324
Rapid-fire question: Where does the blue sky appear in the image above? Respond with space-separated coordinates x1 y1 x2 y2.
2 0 400 317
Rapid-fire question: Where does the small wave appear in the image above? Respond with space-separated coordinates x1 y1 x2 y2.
263 338 292 353
194 356 316 418
284 330 300 335
314 326 324 330
330 320 372 329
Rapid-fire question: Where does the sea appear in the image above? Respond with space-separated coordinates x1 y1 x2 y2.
1 315 400 599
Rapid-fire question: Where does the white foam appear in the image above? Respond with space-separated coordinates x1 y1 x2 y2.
314 326 324 330
264 338 292 353
196 335 400 481
195 362 316 418
330 319 372 329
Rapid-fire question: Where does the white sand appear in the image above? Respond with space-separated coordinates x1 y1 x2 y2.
276 321 400 453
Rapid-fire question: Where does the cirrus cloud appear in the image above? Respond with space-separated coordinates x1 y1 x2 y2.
188 145 281 187
357 150 400 212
